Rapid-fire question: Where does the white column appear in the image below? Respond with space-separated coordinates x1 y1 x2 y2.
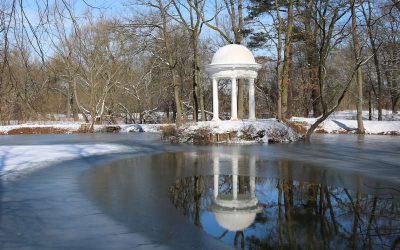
231 77 238 120
212 77 220 121
249 78 256 120
232 156 238 200
213 155 220 199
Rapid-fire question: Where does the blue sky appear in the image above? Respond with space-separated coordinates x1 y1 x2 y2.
17 0 276 59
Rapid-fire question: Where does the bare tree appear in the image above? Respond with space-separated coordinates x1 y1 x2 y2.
361 0 384 120
351 0 365 133
129 0 184 125
172 0 206 121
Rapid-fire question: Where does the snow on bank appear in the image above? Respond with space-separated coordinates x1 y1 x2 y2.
0 122 168 135
291 117 400 135
0 143 133 181
177 119 299 143
119 124 167 133
0 123 82 134
329 109 400 121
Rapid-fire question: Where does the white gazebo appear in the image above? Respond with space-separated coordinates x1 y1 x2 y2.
206 44 262 121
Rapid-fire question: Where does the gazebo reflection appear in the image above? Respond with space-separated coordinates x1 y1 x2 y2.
210 153 263 246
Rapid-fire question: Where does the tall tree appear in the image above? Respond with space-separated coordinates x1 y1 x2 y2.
246 0 290 120
362 0 383 120
132 0 184 125
281 0 294 119
351 0 365 133
305 1 365 139
302 0 322 117
172 0 206 121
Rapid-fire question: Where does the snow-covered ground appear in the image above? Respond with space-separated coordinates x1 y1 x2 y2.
1 109 399 136
328 109 400 121
291 110 400 135
119 124 167 133
0 143 135 182
0 122 167 134
0 122 81 134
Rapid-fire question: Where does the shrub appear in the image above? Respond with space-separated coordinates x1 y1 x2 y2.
102 126 121 133
240 124 257 140
161 125 177 141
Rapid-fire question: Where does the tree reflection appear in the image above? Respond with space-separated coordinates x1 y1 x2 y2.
168 162 400 249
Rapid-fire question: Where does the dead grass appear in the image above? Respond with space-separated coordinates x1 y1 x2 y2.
6 127 70 135
285 121 308 134
191 127 212 144
161 125 178 142
314 128 328 133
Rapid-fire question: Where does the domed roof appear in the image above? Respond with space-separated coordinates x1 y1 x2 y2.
214 211 257 231
211 44 257 65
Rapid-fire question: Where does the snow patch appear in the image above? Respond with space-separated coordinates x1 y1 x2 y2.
0 143 133 181
291 117 400 135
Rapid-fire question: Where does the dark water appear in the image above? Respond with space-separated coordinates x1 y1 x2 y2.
170 174 400 249
83 150 400 250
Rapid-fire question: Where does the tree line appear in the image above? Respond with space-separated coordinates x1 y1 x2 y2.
1 0 399 135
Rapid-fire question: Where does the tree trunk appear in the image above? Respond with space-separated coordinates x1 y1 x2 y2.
172 72 183 125
275 0 283 120
351 0 365 134
364 0 383 120
368 90 372 120
236 0 245 119
199 84 206 121
160 5 182 126
306 63 361 140
192 35 200 122
304 0 322 117
281 0 294 119
371 40 383 121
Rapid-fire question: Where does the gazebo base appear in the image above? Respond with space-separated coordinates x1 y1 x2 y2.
163 119 301 144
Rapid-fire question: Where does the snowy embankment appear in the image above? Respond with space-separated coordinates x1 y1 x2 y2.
0 122 166 135
290 110 400 135
166 119 299 144
0 143 134 182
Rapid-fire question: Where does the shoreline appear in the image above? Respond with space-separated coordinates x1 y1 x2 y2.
0 120 399 137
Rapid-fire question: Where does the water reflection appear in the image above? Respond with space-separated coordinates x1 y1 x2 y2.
169 155 400 249
210 155 263 248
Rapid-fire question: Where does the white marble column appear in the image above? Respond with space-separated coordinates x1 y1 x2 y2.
249 78 256 120
212 77 220 121
231 77 238 120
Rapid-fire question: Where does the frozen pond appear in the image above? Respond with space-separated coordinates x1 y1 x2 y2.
1 134 399 249
84 153 400 249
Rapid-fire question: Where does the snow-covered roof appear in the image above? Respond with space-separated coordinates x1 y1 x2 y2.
210 44 257 65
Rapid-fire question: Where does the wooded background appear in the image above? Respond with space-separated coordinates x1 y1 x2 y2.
1 0 399 132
